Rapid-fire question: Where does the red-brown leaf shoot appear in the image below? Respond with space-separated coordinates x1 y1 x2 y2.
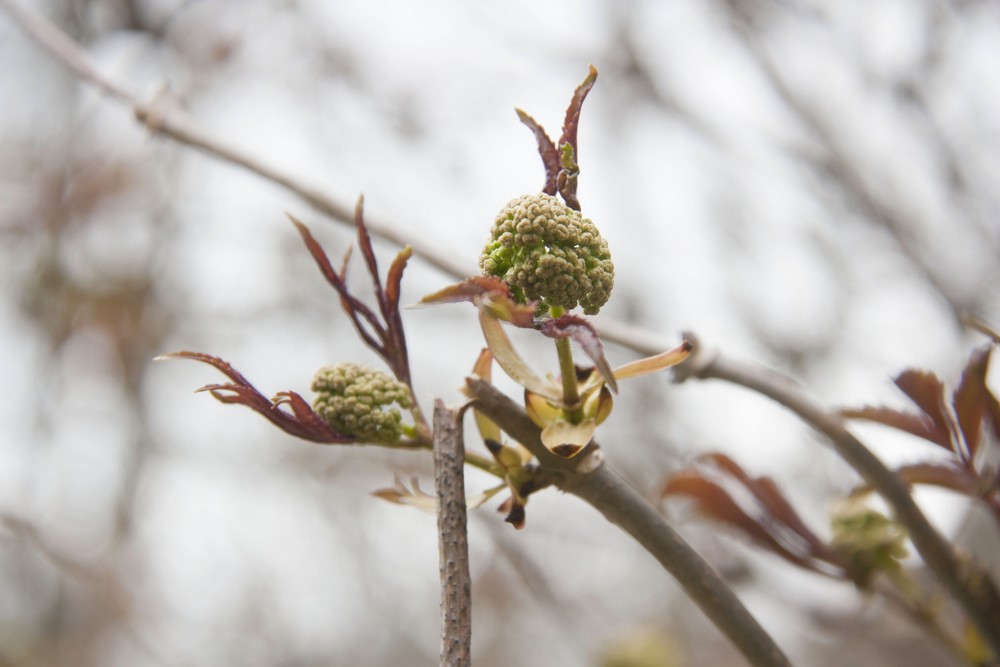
515 108 559 196
557 64 597 167
160 351 353 444
697 453 832 560
840 406 951 450
953 346 993 460
662 473 830 573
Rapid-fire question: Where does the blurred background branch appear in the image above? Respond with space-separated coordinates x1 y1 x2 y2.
1 1 997 666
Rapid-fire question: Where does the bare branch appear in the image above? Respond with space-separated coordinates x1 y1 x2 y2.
0 0 673 359
433 401 472 667
0 0 469 281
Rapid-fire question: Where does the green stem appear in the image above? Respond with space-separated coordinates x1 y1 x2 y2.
551 306 583 422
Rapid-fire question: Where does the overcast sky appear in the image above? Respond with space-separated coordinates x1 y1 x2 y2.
1 2 998 665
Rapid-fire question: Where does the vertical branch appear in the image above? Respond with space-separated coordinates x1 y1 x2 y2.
433 400 472 667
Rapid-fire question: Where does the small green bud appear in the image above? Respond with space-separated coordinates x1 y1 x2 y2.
480 193 614 315
311 363 413 444
830 498 908 585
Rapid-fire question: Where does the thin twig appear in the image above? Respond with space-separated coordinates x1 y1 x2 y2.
0 0 468 278
465 377 792 667
672 334 1000 662
433 400 472 667
0 0 680 359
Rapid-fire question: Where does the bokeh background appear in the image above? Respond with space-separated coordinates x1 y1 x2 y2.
1 1 998 665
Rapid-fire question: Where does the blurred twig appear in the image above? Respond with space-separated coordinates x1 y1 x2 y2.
465 377 793 667
0 0 468 278
433 401 472 667
672 333 1000 662
723 6 983 329
0 0 677 359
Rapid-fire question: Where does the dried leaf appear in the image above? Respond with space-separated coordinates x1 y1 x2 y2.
372 475 437 514
479 310 561 401
524 389 562 429
613 340 694 382
469 349 502 444
589 385 614 426
538 315 617 393
497 494 527 530
540 418 596 458
374 475 507 519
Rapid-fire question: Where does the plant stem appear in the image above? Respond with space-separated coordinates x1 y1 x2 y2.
433 401 472 667
550 307 583 422
673 334 1000 662
465 377 792 667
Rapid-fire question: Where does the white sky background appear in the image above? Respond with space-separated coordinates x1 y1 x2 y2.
1 1 998 665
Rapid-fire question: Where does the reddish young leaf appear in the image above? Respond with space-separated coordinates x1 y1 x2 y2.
894 370 954 445
419 276 512 306
290 208 414 386
515 108 559 196
988 386 1000 443
158 352 353 444
289 213 385 352
537 314 617 393
892 462 979 495
385 247 414 315
557 64 597 167
953 346 993 460
698 453 833 561
840 406 951 450
418 277 538 329
353 195 382 297
662 474 827 573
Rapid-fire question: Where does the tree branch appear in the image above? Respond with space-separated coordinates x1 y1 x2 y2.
433 401 472 667
0 0 677 359
465 377 792 667
672 333 1000 661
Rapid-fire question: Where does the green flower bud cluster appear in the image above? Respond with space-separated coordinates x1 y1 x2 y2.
480 193 614 315
311 363 413 444
830 499 907 585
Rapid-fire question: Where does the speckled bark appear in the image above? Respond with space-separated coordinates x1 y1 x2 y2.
433 400 471 667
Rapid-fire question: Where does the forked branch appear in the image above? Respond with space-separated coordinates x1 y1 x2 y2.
465 377 792 667
672 334 1000 661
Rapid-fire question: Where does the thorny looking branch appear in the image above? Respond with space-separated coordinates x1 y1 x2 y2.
673 334 1000 662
